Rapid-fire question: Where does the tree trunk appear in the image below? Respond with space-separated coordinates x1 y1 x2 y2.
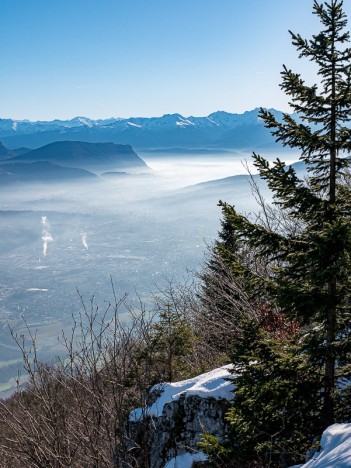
323 35 337 426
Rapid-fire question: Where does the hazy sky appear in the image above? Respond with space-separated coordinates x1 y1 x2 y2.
1 0 349 120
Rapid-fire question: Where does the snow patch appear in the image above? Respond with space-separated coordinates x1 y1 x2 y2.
126 121 142 128
176 118 194 127
26 288 49 292
297 423 351 468
206 116 220 126
130 364 234 421
165 451 208 468
77 117 93 128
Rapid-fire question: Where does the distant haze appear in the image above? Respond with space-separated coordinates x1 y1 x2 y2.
0 143 301 394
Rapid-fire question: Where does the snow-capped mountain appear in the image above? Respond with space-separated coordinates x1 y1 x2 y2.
0 116 119 136
0 108 287 150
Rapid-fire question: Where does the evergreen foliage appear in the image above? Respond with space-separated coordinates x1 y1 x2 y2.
150 303 195 381
227 319 323 467
223 0 351 424
198 433 235 467
203 0 351 464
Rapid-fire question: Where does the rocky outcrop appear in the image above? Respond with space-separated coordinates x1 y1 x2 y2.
126 365 234 468
128 393 230 467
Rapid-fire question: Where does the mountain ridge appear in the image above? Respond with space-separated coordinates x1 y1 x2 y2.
8 140 148 171
0 109 289 150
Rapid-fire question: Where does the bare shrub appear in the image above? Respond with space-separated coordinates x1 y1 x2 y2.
0 278 222 467
0 292 161 467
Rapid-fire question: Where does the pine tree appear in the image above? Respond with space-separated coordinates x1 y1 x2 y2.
150 303 194 382
226 319 323 467
219 0 351 430
199 216 256 354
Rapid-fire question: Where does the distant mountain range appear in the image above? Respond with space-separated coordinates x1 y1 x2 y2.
0 109 293 150
0 141 148 184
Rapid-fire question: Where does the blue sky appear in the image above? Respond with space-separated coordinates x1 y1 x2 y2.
1 0 349 120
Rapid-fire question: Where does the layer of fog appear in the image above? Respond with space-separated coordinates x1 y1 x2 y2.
0 150 301 320
140 150 299 192
0 150 300 394
0 150 300 212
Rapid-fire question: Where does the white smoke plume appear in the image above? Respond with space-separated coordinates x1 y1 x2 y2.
81 233 88 250
41 216 53 256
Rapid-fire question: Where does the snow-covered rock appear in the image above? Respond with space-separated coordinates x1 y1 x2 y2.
127 365 234 468
130 364 234 421
165 451 208 467
126 366 351 468
292 423 351 468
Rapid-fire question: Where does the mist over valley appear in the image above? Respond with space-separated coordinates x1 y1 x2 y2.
0 115 300 396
